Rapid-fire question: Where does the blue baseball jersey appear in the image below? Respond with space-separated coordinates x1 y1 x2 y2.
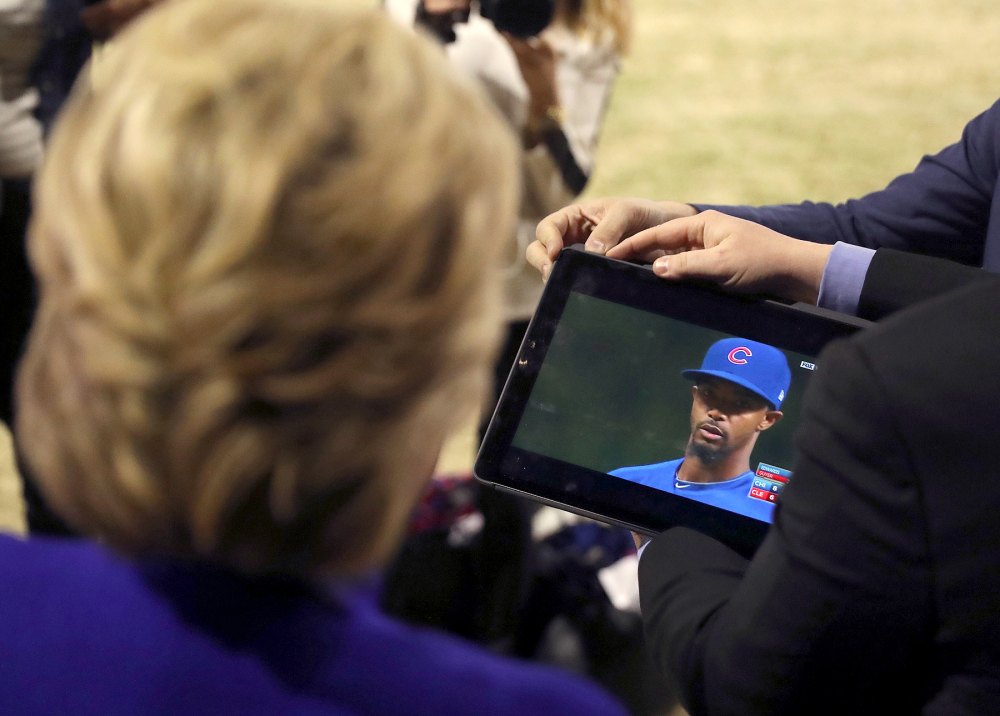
610 458 776 523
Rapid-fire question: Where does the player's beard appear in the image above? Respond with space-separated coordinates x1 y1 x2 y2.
687 441 728 465
686 427 730 465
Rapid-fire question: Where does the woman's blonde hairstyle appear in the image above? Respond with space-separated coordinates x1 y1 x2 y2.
557 0 633 55
17 0 519 578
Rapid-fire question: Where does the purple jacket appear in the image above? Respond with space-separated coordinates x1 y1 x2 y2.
0 534 625 715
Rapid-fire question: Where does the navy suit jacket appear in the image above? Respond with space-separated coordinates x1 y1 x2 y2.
698 98 1000 272
639 276 1000 714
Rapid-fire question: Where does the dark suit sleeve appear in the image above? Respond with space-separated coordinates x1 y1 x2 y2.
693 99 1000 266
857 248 994 320
639 338 934 715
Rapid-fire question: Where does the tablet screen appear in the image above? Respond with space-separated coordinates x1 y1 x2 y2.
476 248 869 554
511 291 814 523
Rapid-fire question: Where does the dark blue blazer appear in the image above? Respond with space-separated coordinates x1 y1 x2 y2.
699 98 1000 271
639 276 1000 714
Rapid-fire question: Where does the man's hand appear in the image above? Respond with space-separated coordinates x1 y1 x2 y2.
528 197 697 280
606 210 834 304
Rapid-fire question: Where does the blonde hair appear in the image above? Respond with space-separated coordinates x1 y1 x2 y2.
17 0 519 578
556 0 632 55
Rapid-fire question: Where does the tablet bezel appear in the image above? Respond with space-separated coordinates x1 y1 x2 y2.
474 247 870 556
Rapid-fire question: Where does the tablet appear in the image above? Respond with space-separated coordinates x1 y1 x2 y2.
474 247 871 556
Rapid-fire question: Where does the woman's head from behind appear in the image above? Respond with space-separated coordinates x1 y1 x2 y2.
17 0 519 578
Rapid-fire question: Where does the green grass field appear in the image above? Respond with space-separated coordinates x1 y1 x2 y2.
348 0 997 205
590 0 998 205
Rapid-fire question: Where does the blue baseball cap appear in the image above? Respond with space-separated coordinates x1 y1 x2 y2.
681 337 791 409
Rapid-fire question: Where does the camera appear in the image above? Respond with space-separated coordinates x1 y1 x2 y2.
480 0 555 38
416 0 555 44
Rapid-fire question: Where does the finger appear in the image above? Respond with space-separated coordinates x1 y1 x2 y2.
651 246 741 289
535 212 570 262
605 214 704 260
532 207 583 278
583 207 641 254
526 240 554 280
536 205 598 256
585 200 683 254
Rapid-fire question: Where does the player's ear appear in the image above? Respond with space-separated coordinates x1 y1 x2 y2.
757 410 783 432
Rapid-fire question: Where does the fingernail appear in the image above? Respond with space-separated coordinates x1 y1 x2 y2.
653 257 669 274
585 239 606 253
542 263 551 281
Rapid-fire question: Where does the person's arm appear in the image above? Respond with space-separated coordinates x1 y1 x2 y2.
540 37 620 198
639 337 933 715
857 247 994 320
509 31 620 200
0 83 43 179
600 211 995 320
694 99 1000 265
529 99 1000 281
505 33 588 199
605 210 833 304
818 243 995 320
814 242 873 314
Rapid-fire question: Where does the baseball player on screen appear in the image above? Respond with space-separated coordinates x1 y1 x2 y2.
610 337 791 521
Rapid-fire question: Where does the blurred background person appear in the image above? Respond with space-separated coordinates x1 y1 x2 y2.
0 1 43 178
0 0 45 536
0 1 627 712
387 0 630 420
1 0 44 430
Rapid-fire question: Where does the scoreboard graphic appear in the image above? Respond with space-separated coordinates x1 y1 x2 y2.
748 462 792 504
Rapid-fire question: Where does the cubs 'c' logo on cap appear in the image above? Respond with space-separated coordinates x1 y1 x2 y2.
728 346 752 365
682 338 791 409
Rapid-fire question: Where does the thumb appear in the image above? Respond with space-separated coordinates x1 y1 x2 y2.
584 212 632 254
